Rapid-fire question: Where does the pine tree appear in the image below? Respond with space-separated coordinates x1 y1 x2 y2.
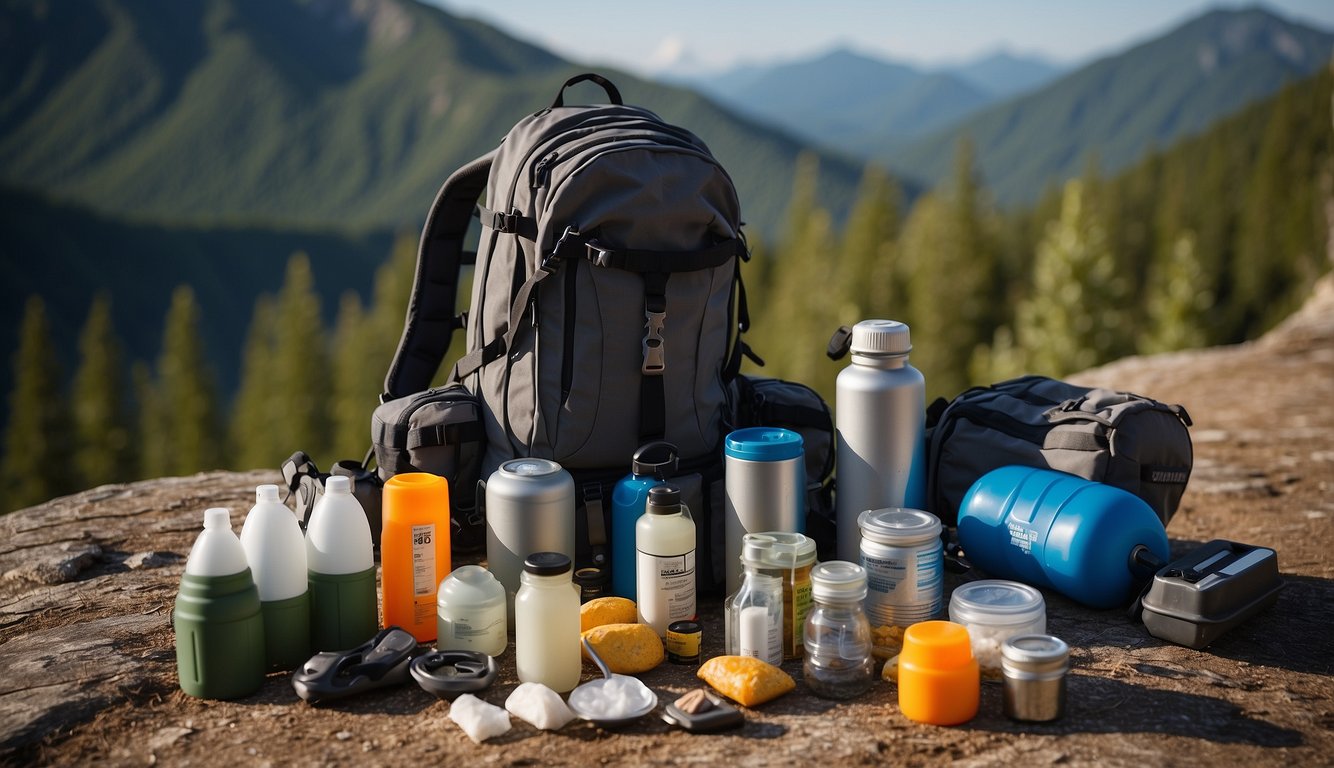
900 140 1000 400
71 293 133 489
837 165 903 325
156 285 221 475
330 292 379 459
133 361 166 480
270 253 331 464
1140 232 1211 354
1014 179 1129 377
1 297 71 511
229 295 277 470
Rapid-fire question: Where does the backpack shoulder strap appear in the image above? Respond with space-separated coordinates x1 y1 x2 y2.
382 150 494 401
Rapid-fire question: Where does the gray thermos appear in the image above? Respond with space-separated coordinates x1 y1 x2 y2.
834 320 927 562
724 427 805 594
484 458 576 622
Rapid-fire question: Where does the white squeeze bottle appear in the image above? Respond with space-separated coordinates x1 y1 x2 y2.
305 476 378 652
636 485 696 637
515 552 581 693
240 484 310 669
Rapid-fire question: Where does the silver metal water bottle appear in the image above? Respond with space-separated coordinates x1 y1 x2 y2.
484 458 576 620
724 427 805 595
834 320 927 562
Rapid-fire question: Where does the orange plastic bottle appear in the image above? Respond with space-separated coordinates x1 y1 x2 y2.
381 473 451 642
897 620 980 725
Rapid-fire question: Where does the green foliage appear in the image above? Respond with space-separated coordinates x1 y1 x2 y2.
155 286 222 475
229 296 277 471
1013 180 1129 377
1140 232 1211 354
71 294 133 488
1 298 71 512
272 253 331 461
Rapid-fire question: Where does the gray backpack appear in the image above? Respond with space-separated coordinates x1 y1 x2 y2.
926 375 1193 528
376 74 755 586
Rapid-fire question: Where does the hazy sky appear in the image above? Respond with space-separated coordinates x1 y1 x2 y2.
430 0 1334 74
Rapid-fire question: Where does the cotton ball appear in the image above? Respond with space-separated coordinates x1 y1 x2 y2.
449 694 511 743
505 682 576 730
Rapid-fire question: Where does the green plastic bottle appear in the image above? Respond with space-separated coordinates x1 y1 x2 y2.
240 484 311 669
306 475 378 651
174 508 266 699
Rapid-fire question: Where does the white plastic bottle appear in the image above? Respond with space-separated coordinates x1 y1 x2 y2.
834 319 927 561
514 552 581 693
636 485 696 637
305 475 378 652
239 484 310 669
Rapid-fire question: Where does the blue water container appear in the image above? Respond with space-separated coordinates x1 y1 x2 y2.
957 466 1169 609
611 442 679 600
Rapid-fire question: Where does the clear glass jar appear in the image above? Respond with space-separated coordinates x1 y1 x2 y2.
725 557 783 666
948 580 1046 679
743 532 817 659
803 561 874 699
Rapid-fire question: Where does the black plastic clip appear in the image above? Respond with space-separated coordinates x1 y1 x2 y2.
292 626 423 704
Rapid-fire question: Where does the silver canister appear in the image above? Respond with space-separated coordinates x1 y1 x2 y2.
484 459 576 621
724 428 805 595
858 508 943 627
1001 634 1070 722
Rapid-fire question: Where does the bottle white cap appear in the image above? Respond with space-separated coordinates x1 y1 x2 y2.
326 475 351 494
256 484 281 503
811 560 868 602
850 319 911 356
204 507 232 530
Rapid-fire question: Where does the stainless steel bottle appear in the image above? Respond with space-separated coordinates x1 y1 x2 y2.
834 320 927 562
723 428 805 594
484 458 576 621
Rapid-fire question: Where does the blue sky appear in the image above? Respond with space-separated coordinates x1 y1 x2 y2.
431 1 1334 74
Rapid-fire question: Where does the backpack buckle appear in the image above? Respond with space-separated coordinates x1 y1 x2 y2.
643 308 666 374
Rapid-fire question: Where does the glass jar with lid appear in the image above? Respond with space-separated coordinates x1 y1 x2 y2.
803 561 875 699
742 531 817 658
948 579 1046 679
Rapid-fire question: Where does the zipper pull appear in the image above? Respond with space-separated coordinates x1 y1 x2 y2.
532 151 558 188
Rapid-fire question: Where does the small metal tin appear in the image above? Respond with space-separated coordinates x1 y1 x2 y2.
1001 634 1069 722
666 620 702 664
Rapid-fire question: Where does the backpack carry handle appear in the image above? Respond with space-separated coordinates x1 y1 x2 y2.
550 73 623 108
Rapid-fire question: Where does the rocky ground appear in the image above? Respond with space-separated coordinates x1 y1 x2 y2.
2 277 1331 767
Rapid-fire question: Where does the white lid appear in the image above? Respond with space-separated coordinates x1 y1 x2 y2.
742 531 817 569
240 486 307 601
850 319 911 356
326 475 352 494
949 579 1045 627
858 508 941 545
811 561 867 602
185 508 251 577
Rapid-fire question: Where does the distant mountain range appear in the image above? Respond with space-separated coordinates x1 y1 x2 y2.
883 7 1334 202
689 7 1333 204
691 47 1063 148
0 0 866 237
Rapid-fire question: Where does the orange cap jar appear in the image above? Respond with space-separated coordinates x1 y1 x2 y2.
897 620 979 725
381 473 451 642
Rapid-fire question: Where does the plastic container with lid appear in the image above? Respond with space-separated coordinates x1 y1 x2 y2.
743 531 818 658
803 561 875 699
515 552 581 693
437 565 507 656
724 535 784 665
897 620 979 725
381 472 451 643
858 508 943 628
948 580 1046 679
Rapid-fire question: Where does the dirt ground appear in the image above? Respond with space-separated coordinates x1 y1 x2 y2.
2 277 1331 767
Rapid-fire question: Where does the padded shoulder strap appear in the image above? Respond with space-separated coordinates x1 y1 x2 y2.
383 150 494 401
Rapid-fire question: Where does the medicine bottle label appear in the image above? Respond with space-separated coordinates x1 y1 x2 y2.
412 524 436 623
637 549 696 629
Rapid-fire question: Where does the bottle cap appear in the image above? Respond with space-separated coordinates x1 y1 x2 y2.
326 475 352 494
647 485 682 513
501 458 563 478
1001 634 1070 667
724 427 803 462
256 484 281 503
384 471 449 515
632 441 680 478
850 319 911 356
900 620 974 670
523 551 572 576
203 507 232 530
810 560 868 602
